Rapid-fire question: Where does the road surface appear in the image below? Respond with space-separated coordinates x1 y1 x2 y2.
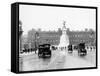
19 49 96 71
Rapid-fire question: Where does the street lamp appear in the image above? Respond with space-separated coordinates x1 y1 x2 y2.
19 20 23 71
35 31 39 53
89 31 94 46
19 25 23 53
19 20 23 37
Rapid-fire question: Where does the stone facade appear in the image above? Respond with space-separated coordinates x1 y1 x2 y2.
22 28 96 49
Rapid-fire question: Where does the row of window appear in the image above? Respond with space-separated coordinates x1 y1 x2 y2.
39 40 59 43
39 39 92 43
41 34 89 38
29 39 92 44
41 35 60 38
69 34 89 38
70 39 88 42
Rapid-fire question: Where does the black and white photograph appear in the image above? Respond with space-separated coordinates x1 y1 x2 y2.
18 3 97 72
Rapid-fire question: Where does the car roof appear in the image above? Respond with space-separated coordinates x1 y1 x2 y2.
78 43 85 46
39 44 50 46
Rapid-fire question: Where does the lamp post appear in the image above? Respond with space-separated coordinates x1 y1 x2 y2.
89 31 94 46
89 31 95 51
19 25 23 53
35 31 39 54
19 20 23 71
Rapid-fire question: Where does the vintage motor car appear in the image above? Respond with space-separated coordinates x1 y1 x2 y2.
51 45 57 50
38 44 52 58
78 43 87 56
68 44 73 53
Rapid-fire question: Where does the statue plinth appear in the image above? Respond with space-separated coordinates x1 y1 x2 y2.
58 21 69 51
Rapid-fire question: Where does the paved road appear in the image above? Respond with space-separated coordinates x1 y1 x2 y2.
19 49 96 71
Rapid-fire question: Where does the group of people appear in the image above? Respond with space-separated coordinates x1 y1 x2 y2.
85 46 96 51
20 43 96 54
21 48 37 54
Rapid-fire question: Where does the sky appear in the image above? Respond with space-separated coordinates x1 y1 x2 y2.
19 4 96 35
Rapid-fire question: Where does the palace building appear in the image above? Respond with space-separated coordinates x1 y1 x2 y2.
23 27 96 49
22 21 96 49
